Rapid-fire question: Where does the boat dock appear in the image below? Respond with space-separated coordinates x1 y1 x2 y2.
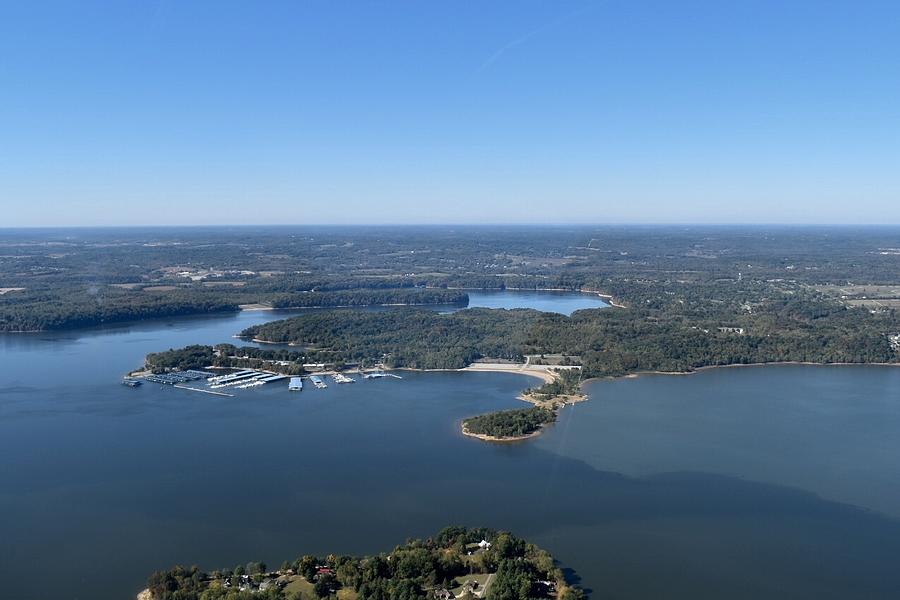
138 368 393 395
173 385 234 397
145 370 209 385
363 372 402 380
142 368 290 392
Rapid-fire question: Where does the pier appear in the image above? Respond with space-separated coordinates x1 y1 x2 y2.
173 385 234 397
363 372 402 380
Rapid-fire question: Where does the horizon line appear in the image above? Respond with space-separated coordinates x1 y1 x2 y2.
3 222 900 230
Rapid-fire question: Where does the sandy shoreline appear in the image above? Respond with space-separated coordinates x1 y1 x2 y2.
591 291 627 308
460 423 544 443
458 362 557 383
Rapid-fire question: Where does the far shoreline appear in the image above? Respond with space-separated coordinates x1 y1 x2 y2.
580 360 900 387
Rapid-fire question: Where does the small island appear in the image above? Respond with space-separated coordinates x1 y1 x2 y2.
140 526 585 600
461 369 587 441
462 407 556 441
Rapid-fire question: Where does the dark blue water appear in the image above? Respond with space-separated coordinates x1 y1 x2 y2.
465 290 608 315
2 297 900 599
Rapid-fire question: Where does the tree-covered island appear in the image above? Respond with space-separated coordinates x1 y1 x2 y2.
462 407 556 441
141 526 585 600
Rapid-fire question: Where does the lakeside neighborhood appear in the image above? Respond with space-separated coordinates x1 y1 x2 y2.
140 528 582 600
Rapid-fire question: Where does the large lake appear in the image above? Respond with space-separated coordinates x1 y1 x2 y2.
2 292 900 599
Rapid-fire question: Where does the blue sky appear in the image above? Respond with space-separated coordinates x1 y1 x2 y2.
1 1 898 226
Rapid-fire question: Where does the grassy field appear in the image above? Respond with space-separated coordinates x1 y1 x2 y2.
282 576 358 600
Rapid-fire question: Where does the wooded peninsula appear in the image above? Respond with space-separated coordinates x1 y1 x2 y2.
142 526 584 600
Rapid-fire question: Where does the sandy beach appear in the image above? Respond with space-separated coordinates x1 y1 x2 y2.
460 423 544 443
459 362 558 383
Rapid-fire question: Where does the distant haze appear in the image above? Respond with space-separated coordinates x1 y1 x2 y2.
1 1 899 226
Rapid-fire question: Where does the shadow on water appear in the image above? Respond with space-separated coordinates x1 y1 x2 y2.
3 401 900 600
485 452 900 600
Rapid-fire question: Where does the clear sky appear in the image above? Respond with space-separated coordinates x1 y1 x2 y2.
1 1 898 226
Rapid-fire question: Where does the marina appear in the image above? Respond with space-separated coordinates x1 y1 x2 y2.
135 365 404 395
144 370 209 385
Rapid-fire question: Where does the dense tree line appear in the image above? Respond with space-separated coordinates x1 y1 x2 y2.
145 344 309 375
526 370 583 400
0 287 466 332
240 308 550 369
145 345 218 373
239 292 900 380
145 527 580 600
464 407 555 438
267 288 467 309
0 287 238 332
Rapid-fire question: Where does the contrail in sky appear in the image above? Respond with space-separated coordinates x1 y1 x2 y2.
476 5 595 74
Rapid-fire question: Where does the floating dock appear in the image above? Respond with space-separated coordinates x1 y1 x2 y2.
142 368 299 394
309 375 327 389
333 373 355 384
208 370 258 385
363 372 402 380
173 385 234 397
289 377 303 391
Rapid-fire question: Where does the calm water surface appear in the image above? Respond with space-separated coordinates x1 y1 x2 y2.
2 293 900 599
465 290 608 314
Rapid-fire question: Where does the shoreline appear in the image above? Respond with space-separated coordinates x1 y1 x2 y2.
458 362 557 383
460 422 545 443
581 360 900 386
590 291 627 308
239 300 468 312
